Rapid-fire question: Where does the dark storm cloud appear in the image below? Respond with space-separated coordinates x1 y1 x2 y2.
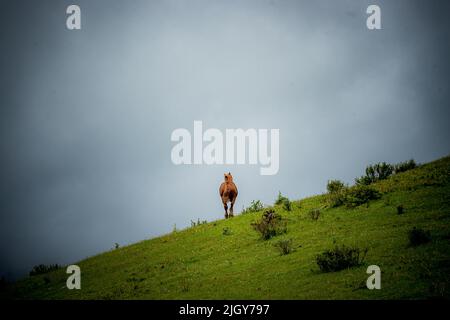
0 0 449 279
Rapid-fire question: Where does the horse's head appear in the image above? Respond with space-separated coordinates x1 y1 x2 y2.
224 172 233 182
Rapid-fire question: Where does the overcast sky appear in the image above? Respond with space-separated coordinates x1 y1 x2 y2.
1 0 449 280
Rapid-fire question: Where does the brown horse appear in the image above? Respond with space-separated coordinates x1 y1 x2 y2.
219 172 238 219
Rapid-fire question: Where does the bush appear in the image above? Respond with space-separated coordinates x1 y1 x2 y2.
354 159 417 186
326 180 348 207
344 185 381 208
327 180 345 193
222 227 232 236
309 209 321 221
29 264 60 276
394 159 417 174
316 245 368 273
355 162 393 185
191 218 207 227
251 209 287 240
275 192 292 211
275 192 289 205
325 181 380 208
408 227 431 247
282 198 292 211
241 200 264 214
274 239 294 255
328 189 348 207
397 205 404 215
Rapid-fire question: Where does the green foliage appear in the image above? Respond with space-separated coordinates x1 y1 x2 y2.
356 162 394 185
326 181 379 208
222 227 233 236
275 192 292 211
282 198 292 211
327 180 345 193
408 227 431 247
275 192 289 205
326 180 348 207
241 200 264 214
114 243 120 249
344 185 381 208
328 189 348 207
191 218 207 227
29 264 60 276
355 160 417 186
394 159 417 174
274 239 294 255
397 205 404 215
316 245 368 273
309 209 321 221
251 209 287 240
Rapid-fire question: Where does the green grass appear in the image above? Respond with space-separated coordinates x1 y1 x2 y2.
2 155 450 300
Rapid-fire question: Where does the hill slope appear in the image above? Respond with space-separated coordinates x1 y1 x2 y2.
3 156 450 299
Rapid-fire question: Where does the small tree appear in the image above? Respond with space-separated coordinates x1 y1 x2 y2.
241 200 264 214
394 159 417 174
345 185 381 208
275 191 289 205
316 245 368 272
327 180 345 193
408 227 431 247
326 180 348 207
274 239 294 255
251 209 287 240
355 162 393 185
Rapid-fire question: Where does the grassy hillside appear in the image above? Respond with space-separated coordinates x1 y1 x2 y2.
3 156 450 299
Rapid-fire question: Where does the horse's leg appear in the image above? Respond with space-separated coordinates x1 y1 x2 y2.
223 201 229 219
229 198 235 217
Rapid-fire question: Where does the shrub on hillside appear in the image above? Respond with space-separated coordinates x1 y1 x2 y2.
328 190 348 207
408 227 431 247
222 227 233 236
394 159 417 174
327 180 345 193
275 192 289 205
344 185 381 208
275 192 292 211
29 264 60 276
355 162 393 185
326 180 348 207
282 198 292 211
309 209 321 221
274 239 294 255
251 209 287 240
191 218 207 227
241 200 264 214
316 245 368 273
